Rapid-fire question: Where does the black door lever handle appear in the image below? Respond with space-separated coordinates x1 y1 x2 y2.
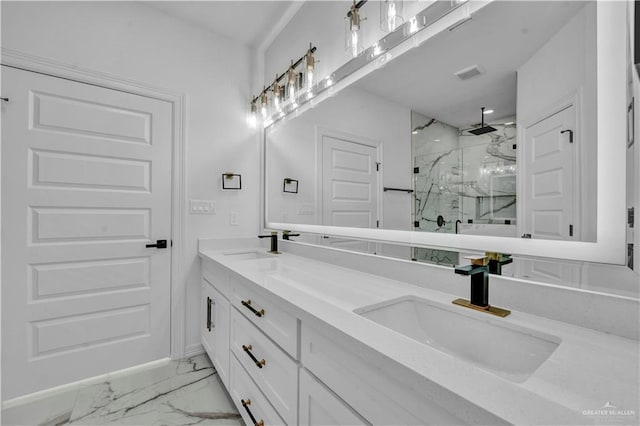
146 239 167 249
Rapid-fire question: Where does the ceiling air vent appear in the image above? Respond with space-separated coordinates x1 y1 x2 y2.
454 65 482 81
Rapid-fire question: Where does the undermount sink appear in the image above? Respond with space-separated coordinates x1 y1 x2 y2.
354 296 560 382
222 250 275 260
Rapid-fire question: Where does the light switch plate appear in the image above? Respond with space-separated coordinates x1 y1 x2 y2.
190 199 216 214
297 203 314 215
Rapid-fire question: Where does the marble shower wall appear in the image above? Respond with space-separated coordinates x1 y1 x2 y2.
411 111 517 265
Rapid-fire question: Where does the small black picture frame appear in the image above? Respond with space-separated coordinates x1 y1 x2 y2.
222 173 242 190
283 178 299 194
628 98 635 148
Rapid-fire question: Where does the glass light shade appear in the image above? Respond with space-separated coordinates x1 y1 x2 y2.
287 67 297 101
345 17 363 58
380 0 403 32
305 47 316 90
260 92 269 118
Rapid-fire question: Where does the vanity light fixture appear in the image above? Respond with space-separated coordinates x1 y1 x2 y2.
346 0 367 58
247 45 317 128
380 0 403 32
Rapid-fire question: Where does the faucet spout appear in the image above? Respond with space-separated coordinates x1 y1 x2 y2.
258 231 279 254
455 264 489 308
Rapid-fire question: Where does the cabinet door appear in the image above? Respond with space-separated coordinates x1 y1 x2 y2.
299 369 367 426
201 281 230 388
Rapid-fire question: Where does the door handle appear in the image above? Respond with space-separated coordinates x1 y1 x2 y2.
146 239 167 249
560 129 573 143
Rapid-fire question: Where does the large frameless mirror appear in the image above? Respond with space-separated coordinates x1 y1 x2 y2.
264 0 627 266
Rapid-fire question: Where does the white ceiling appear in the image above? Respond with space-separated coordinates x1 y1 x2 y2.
355 1 588 129
145 1 296 48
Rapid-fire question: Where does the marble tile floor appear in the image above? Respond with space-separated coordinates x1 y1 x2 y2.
1 354 243 426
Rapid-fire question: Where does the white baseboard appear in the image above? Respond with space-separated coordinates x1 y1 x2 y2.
2 358 171 409
184 343 204 357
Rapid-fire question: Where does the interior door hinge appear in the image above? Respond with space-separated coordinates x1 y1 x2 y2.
376 162 380 171
569 224 574 237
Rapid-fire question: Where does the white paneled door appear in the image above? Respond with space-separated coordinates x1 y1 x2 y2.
321 135 379 253
1 66 173 399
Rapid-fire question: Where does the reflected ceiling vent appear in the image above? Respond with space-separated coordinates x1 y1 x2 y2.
454 65 482 81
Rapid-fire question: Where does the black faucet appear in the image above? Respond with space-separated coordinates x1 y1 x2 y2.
258 231 279 253
282 230 300 241
453 253 512 317
487 254 513 275
455 219 462 234
454 263 489 308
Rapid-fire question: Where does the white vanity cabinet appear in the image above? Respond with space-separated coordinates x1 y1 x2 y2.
299 369 367 426
200 253 489 425
230 307 298 425
230 272 298 357
201 279 230 388
301 324 467 425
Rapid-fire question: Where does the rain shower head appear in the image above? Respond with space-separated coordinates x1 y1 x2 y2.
469 125 497 135
468 107 497 135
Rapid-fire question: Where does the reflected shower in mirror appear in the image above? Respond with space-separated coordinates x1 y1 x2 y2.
266 1 597 250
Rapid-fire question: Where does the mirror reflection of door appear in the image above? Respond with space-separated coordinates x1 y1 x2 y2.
522 105 576 240
321 134 379 253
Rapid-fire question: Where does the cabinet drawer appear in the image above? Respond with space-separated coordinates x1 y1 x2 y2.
301 324 463 425
299 369 367 426
231 273 298 357
230 354 285 426
231 308 298 425
202 257 230 298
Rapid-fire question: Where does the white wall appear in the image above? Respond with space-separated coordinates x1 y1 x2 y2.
1 1 259 355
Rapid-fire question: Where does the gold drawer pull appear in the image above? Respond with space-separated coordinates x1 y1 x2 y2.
241 299 265 317
242 344 267 368
241 398 265 426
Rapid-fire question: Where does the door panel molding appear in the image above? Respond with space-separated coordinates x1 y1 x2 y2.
1 48 187 365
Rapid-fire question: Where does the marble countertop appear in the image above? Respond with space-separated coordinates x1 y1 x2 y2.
199 243 639 425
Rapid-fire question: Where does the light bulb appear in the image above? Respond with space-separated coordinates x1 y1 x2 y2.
260 91 268 118
247 101 258 128
387 2 396 30
380 0 403 32
351 30 360 58
346 1 363 58
307 69 314 90
272 75 282 111
409 17 419 34
287 63 297 102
